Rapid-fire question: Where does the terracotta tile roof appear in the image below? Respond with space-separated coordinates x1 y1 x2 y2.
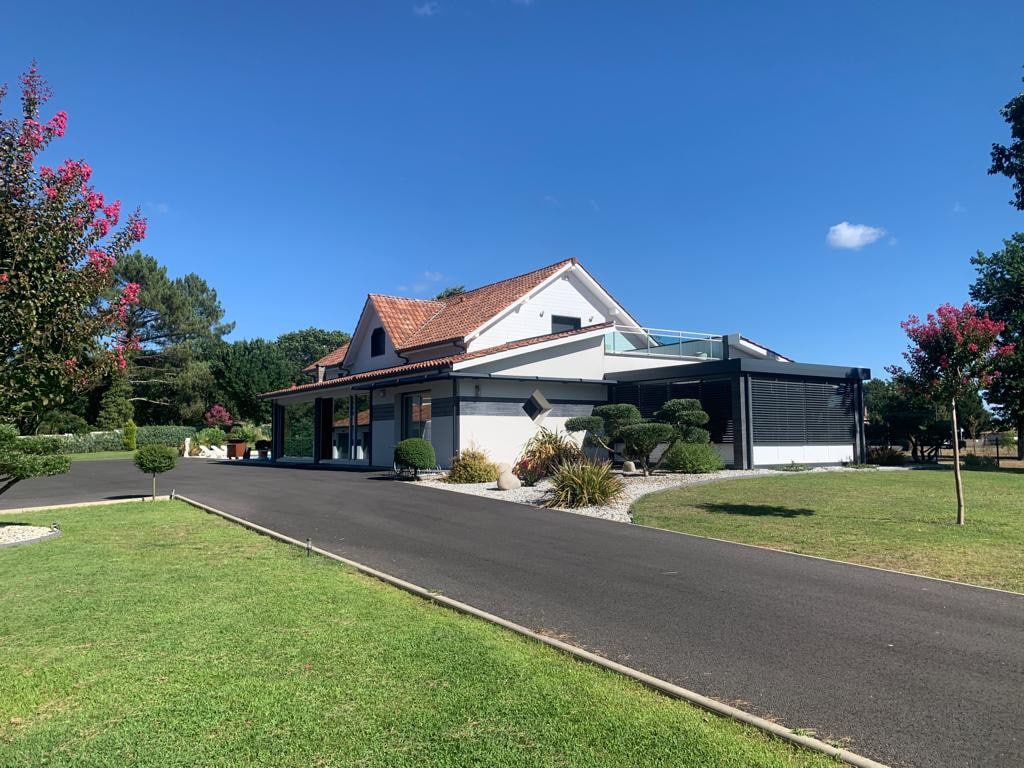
260 321 610 399
368 295 445 349
387 259 576 352
301 343 351 374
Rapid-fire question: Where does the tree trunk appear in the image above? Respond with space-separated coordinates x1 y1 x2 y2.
951 399 965 526
152 473 157 502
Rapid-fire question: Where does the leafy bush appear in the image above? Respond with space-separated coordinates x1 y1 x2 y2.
1 425 69 491
204 404 233 428
136 426 196 449
618 422 673 475
661 442 724 474
394 438 436 477
867 447 906 466
18 431 130 455
445 448 499 484
655 399 710 445
17 435 72 455
963 454 999 471
547 461 624 508
565 403 642 452
513 457 545 487
123 419 137 451
229 423 268 446
36 411 90 435
196 427 227 446
517 429 583 477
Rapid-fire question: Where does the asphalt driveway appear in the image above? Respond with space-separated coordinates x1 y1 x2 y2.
2 459 1022 768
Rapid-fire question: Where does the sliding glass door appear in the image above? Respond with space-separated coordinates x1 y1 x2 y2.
402 392 431 441
330 393 372 462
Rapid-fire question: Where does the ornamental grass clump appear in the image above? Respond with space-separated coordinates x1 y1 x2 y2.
515 428 583 482
547 460 624 509
445 448 499 484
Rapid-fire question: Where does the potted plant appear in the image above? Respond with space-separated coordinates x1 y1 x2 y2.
226 436 247 460
254 439 271 460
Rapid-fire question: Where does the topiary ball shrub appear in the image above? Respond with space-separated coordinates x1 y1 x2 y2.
394 438 436 478
134 444 178 500
662 442 725 474
445 448 499 484
618 422 673 475
547 461 624 508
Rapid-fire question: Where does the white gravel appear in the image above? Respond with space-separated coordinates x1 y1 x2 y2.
0 524 58 547
419 464 905 523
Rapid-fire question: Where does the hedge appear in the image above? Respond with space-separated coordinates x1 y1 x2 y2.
18 426 195 455
136 426 196 448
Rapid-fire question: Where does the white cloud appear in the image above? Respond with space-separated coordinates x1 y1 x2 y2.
413 2 438 16
826 221 886 250
542 194 560 207
953 201 967 214
398 271 445 295
145 201 171 215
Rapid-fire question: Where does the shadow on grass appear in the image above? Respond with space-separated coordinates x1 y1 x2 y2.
697 502 815 518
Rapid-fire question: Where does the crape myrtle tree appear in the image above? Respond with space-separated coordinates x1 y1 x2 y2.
989 73 1024 210
0 65 145 441
887 303 1014 525
970 234 1024 458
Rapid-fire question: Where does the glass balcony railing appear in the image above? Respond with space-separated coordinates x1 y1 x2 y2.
604 326 723 360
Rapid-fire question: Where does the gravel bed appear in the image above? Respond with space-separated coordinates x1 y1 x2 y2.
419 464 905 523
0 524 59 547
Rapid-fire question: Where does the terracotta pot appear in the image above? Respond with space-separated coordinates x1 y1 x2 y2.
226 439 247 459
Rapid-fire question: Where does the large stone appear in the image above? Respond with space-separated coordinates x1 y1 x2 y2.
497 471 521 490
621 460 636 473
496 462 512 475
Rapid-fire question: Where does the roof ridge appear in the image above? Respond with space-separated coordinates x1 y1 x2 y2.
447 258 575 301
367 293 445 304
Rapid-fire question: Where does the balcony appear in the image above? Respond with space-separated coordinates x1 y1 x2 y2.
604 325 724 360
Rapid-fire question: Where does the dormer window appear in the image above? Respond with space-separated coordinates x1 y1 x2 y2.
370 327 385 357
551 315 581 334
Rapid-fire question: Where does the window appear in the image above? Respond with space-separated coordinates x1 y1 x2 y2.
522 389 551 422
551 315 581 334
402 392 432 440
370 327 385 357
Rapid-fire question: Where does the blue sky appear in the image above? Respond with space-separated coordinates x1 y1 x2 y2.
3 1 1023 377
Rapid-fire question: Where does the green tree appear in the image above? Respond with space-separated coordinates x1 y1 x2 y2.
989 74 1024 210
0 424 69 495
434 285 465 300
565 403 643 454
133 444 177 500
211 339 292 423
970 233 1024 458
618 422 674 476
114 251 232 424
275 327 350 383
96 373 134 430
0 65 146 431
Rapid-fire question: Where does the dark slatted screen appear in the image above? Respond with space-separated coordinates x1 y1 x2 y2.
750 377 855 445
611 379 734 443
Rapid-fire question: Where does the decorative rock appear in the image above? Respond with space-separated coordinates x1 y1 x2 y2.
622 460 636 473
497 471 521 490
496 462 512 474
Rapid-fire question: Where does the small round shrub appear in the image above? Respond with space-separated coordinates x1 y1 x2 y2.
867 446 906 466
661 442 724 474
394 438 436 477
134 444 178 474
196 427 227 446
445 448 499 484
547 461 624 509
122 419 137 451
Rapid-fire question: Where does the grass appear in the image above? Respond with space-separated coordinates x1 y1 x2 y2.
0 501 833 768
633 468 1024 592
67 450 135 462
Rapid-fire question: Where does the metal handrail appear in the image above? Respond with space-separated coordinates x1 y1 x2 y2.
604 325 724 360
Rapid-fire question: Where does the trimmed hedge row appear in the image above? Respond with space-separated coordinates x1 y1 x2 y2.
18 426 195 455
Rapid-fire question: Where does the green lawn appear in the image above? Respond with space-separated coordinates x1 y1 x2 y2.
633 468 1024 592
67 450 135 462
0 502 832 768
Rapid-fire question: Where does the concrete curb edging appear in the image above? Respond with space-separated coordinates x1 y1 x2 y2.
1 495 171 515
173 493 890 768
0 528 61 549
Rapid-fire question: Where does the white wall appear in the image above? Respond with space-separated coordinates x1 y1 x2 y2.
346 302 405 375
752 444 853 465
468 270 612 352
458 335 606 380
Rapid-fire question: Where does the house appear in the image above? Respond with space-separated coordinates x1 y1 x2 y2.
261 259 870 469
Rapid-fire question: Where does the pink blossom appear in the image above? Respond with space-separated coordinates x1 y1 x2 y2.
0 273 8 283
44 186 57 200
121 282 141 304
87 249 115 272
73 215 85 229
103 200 121 225
130 218 147 241
47 110 68 137
92 217 111 237
39 165 53 179
85 190 105 211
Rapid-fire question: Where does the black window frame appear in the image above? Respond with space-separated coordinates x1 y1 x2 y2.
551 315 581 334
370 327 386 357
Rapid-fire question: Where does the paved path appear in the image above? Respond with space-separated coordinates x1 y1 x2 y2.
3 460 1022 768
